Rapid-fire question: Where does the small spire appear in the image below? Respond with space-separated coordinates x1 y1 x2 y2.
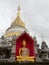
17 5 21 17
18 5 20 11
41 35 44 42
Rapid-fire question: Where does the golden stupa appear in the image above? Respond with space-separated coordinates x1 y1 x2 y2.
4 6 28 38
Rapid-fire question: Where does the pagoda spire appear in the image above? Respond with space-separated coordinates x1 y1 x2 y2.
41 35 44 42
17 5 21 17
11 5 25 28
18 5 20 11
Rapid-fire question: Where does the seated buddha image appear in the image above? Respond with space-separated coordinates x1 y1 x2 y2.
19 40 29 57
16 39 35 62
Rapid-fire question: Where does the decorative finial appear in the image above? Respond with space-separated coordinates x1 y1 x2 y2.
17 5 21 17
41 35 44 42
18 5 20 11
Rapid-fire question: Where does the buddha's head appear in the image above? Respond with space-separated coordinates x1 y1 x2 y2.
22 40 26 47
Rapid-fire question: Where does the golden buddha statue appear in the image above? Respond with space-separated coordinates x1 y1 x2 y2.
19 40 29 57
16 40 35 62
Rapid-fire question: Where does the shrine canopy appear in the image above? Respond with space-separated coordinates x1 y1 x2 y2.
15 32 35 57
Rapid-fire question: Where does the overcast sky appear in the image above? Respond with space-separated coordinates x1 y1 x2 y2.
0 0 49 47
